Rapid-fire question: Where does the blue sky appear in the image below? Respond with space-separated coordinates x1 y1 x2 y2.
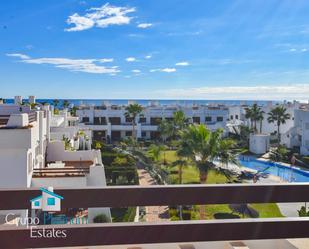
1 0 309 100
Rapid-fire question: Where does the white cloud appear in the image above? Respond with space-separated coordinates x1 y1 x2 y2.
156 84 309 101
65 3 136 32
6 53 30 60
98 58 114 63
137 23 152 29
150 68 176 73
175 61 189 66
6 53 120 74
126 57 136 62
132 69 141 73
145 55 152 59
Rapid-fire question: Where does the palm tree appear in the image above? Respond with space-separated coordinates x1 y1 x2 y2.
176 141 191 184
257 110 265 134
63 100 70 109
172 110 188 137
158 119 173 144
148 144 164 163
53 99 59 108
245 104 263 133
179 125 226 219
267 105 291 143
124 104 143 140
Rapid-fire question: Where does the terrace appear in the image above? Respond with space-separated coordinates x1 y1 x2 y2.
1 183 309 248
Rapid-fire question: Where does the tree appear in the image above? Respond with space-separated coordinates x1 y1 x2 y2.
158 119 173 144
257 110 265 134
172 110 188 137
267 105 291 143
179 124 238 219
63 100 70 109
53 99 59 108
245 104 264 133
124 104 143 140
147 144 164 163
269 145 288 162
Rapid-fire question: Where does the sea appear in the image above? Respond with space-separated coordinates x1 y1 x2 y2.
4 99 280 107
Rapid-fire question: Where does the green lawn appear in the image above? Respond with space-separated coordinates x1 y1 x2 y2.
160 150 284 219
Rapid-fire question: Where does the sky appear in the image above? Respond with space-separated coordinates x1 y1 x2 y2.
1 0 309 101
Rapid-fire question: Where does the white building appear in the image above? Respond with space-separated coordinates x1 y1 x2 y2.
0 97 110 225
76 102 229 142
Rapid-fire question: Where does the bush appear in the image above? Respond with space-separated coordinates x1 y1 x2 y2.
93 214 109 223
170 216 180 221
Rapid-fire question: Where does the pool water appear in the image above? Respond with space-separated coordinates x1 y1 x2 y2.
239 158 309 182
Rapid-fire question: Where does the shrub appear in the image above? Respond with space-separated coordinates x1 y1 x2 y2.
93 214 109 223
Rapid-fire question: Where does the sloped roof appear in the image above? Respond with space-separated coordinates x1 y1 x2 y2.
40 188 64 200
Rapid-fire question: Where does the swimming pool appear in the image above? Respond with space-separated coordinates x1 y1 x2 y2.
239 158 309 182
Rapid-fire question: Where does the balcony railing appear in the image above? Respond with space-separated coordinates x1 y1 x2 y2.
1 183 309 248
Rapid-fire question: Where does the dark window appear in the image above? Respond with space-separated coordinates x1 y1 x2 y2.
109 117 121 125
94 117 107 125
111 131 121 141
166 117 174 122
150 117 162 125
93 130 106 141
139 117 147 123
82 117 89 123
205 116 212 122
217 116 223 122
94 117 100 125
125 117 133 123
141 131 146 137
192 117 200 124
235 115 239 119
125 131 132 136
230 115 233 120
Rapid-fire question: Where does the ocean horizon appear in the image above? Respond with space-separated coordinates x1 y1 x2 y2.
4 99 281 107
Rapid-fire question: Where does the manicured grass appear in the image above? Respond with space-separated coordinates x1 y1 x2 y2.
250 203 284 218
158 150 284 219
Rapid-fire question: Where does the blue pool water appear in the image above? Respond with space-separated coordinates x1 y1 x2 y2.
239 158 309 182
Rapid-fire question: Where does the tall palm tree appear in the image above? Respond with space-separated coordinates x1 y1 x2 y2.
124 104 143 140
179 125 225 219
158 119 173 144
172 110 188 137
176 142 191 184
267 105 291 143
257 110 265 134
53 99 59 108
63 100 70 109
245 104 263 133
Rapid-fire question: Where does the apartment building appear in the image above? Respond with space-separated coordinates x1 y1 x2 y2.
76 102 229 142
0 97 110 224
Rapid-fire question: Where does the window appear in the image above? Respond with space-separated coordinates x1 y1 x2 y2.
35 201 40 207
142 131 146 137
217 116 223 122
82 117 89 123
125 117 133 123
126 131 132 136
235 115 239 119
139 117 146 123
205 116 212 122
47 197 55 206
230 115 233 120
192 117 200 124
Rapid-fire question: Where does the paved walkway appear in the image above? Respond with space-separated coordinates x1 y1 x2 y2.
137 169 169 222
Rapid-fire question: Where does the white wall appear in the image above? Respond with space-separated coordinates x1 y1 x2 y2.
249 134 270 155
46 141 99 163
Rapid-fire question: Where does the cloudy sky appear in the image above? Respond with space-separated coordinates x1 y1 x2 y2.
1 0 309 100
